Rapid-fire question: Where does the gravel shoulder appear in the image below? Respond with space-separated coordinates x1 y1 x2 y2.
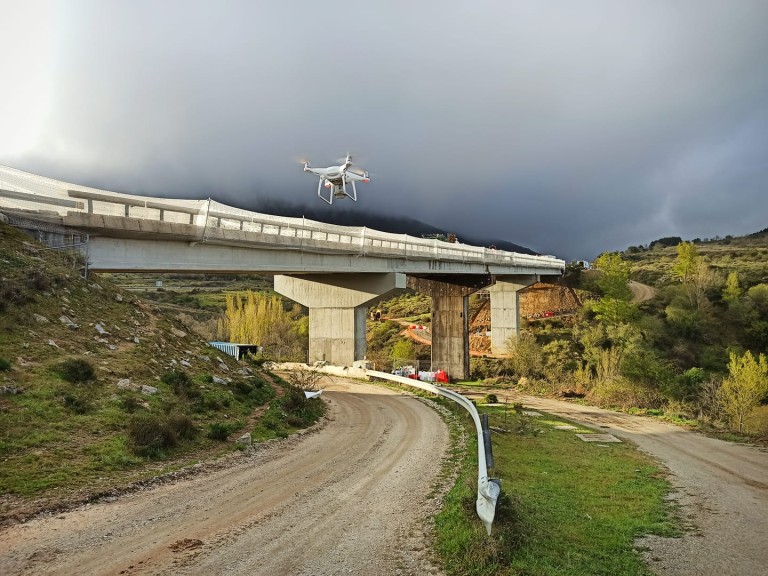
494 391 768 576
0 380 450 576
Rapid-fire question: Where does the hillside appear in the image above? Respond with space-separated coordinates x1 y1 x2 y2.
624 230 768 287
0 222 321 522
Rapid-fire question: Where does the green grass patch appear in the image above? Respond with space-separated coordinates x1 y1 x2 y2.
434 407 679 576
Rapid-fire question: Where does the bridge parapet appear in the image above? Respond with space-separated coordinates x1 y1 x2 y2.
0 164 565 275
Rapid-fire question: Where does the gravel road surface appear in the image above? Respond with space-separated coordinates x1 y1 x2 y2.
494 392 768 576
0 380 450 575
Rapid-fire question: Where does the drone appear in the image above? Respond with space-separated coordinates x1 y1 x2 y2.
301 154 370 205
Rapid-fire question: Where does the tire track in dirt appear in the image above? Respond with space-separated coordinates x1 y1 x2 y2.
0 381 450 576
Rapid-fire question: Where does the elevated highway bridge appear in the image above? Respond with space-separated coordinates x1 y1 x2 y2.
0 165 565 378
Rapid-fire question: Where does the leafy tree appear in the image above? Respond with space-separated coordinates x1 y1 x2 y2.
591 252 636 324
717 351 768 433
722 272 742 304
391 339 415 366
505 332 543 379
217 291 305 355
593 252 632 300
672 242 720 310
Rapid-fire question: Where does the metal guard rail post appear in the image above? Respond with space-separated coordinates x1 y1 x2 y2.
367 370 500 535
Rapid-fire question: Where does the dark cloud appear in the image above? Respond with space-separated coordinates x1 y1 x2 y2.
3 0 768 259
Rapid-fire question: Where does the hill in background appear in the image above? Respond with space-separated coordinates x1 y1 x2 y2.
253 199 539 255
623 228 768 287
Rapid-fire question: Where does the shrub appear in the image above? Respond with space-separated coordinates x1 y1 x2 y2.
55 358 95 383
26 269 51 291
207 421 235 441
121 396 143 413
62 392 91 414
127 414 178 457
0 357 11 371
483 393 499 404
162 370 201 400
166 413 197 440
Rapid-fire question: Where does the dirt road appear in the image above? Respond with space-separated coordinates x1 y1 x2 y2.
0 381 450 575
629 280 657 303
499 392 768 576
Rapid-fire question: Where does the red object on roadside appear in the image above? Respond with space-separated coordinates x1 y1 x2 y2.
408 373 419 380
435 369 449 383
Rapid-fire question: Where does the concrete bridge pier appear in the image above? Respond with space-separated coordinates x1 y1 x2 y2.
274 273 406 367
408 275 492 381
488 274 539 355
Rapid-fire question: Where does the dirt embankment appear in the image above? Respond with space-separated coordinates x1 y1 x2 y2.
0 381 450 576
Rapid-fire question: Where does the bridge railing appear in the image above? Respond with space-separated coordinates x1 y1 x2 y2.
0 165 565 272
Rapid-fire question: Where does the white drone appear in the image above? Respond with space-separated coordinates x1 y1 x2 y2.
302 154 370 205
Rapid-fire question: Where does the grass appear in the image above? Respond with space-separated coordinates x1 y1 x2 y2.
434 406 679 576
0 222 324 519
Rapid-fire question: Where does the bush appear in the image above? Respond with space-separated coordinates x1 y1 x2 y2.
162 370 201 400
127 414 178 457
55 358 95 383
0 357 11 371
483 393 499 404
121 396 143 413
207 421 235 441
62 392 92 414
166 413 197 440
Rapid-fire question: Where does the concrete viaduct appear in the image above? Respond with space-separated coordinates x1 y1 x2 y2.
0 165 565 379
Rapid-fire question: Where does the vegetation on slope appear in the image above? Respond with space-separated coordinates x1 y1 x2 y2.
0 223 324 521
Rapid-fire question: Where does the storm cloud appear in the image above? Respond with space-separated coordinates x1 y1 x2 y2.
2 0 768 259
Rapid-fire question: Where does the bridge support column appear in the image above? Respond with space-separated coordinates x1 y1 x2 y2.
274 273 405 367
488 275 539 355
408 275 492 381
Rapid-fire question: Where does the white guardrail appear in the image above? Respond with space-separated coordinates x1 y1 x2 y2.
0 164 565 272
368 370 500 535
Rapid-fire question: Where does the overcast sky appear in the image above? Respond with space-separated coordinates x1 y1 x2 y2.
2 1 767 259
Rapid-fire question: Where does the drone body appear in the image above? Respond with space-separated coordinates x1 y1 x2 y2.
302 154 370 205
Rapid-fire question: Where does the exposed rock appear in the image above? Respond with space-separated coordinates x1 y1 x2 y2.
115 294 123 302
170 327 187 338
218 362 230 372
180 360 192 368
199 355 210 362
95 323 109 335
47 340 59 348
89 283 103 291
141 385 158 395
0 385 22 395
33 314 50 324
235 433 252 447
108 345 118 351
59 315 79 329
212 376 228 385
116 379 139 391
133 337 140 344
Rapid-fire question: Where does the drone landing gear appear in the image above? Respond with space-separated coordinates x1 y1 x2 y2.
317 179 357 205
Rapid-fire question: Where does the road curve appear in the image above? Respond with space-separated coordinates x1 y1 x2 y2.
502 393 768 576
0 381 450 576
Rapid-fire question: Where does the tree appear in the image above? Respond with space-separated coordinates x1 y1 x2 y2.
391 339 415 366
717 351 768 433
722 272 742 304
217 291 305 355
591 252 636 324
672 242 720 310
505 332 543 379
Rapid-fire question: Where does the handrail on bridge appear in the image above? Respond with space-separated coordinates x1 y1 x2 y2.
368 370 500 535
0 168 566 273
